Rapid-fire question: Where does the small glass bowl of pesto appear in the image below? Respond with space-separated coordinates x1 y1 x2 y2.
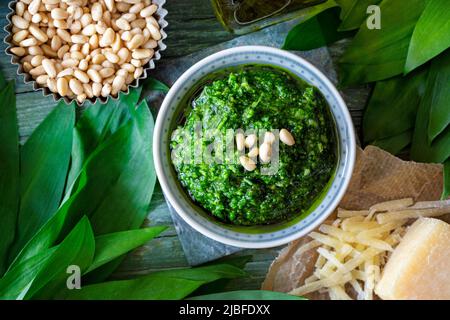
154 46 356 249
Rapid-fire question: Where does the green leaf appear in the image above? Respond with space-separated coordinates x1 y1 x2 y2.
60 264 246 300
0 81 19 275
336 0 382 31
65 87 142 197
189 290 306 300
371 130 413 155
10 103 75 260
283 7 354 51
405 0 450 73
25 216 95 299
339 0 426 85
0 247 57 300
411 53 450 163
363 68 428 143
86 226 167 273
442 159 450 200
88 100 156 234
144 77 170 93
426 50 450 143
0 71 6 91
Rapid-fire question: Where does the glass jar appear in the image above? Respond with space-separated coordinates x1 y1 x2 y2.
212 0 328 35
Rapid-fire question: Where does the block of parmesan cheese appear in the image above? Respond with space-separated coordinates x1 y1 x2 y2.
375 218 450 300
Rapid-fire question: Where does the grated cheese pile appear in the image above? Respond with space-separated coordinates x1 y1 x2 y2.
288 198 450 300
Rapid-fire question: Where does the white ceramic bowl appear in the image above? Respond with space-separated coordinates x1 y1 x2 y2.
154 46 356 248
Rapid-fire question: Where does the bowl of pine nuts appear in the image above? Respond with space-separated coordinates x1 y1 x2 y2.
4 0 167 105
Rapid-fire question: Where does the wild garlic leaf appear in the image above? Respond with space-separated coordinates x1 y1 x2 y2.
411 53 450 163
189 290 306 300
335 0 382 31
65 87 142 197
339 0 426 85
405 0 450 73
426 50 450 144
88 99 156 234
371 130 413 156
9 103 75 261
144 77 170 93
363 68 428 143
60 264 246 300
283 7 354 51
86 226 167 273
0 81 19 276
0 247 57 300
24 216 95 299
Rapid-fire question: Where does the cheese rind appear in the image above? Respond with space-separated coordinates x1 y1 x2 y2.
375 218 450 300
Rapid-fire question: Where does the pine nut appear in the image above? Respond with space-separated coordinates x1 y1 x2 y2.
79 59 89 71
71 51 84 61
20 37 38 47
280 129 295 146
56 77 69 96
80 13 93 28
104 51 119 64
147 23 161 41
28 0 42 14
117 47 130 63
92 53 106 65
54 19 69 29
12 15 30 29
239 156 256 172
41 44 58 58
132 48 152 59
143 39 158 49
50 35 61 51
82 24 96 36
23 62 33 73
69 78 83 95
87 69 102 83
112 75 125 95
47 78 57 93
13 30 29 43
10 47 26 57
51 8 68 20
91 3 102 22
116 18 131 31
259 142 272 163
57 68 73 78
248 147 259 158
111 34 122 53
29 24 48 42
236 133 245 151
101 83 111 97
92 82 102 96
104 0 115 12
245 134 257 148
30 65 45 76
127 34 145 50
83 83 93 98
42 58 56 78
56 29 71 42
36 74 49 85
74 69 89 84
141 4 158 18
28 45 43 55
71 34 88 44
133 66 143 79
61 58 78 68
99 67 115 78
31 55 44 66
31 13 42 24
129 3 144 14
76 94 87 104
121 31 132 42
264 132 276 144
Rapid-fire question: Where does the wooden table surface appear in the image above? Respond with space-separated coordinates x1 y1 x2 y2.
0 0 367 291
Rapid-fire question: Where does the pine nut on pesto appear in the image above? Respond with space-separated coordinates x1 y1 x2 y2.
170 66 337 226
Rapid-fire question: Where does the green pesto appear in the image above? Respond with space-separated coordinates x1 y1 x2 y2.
171 66 337 226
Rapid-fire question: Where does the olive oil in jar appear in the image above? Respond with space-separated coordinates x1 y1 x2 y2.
212 0 327 35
